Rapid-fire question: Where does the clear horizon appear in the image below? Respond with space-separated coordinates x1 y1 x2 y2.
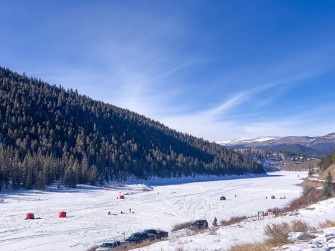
1 1 335 141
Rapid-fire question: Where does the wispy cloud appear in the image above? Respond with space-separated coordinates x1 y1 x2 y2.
159 50 335 141
205 92 248 117
42 42 335 142
12 3 334 142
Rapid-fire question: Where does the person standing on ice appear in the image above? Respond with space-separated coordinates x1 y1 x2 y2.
213 217 217 226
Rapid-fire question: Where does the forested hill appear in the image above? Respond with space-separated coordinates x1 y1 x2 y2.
320 148 335 171
0 67 264 190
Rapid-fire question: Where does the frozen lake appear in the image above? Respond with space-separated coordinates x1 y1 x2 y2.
0 171 306 250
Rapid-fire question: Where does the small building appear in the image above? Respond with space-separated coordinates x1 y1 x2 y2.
59 211 67 218
220 196 226 200
26 213 35 219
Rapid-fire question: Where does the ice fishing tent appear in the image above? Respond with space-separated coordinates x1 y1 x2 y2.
271 195 275 199
26 213 35 219
220 196 226 200
59 211 67 218
119 195 125 199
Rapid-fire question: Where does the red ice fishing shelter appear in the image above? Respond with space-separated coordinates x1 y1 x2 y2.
59 211 67 218
26 213 35 219
119 195 125 199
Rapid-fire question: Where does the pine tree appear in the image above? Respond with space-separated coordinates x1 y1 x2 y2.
35 170 46 190
323 171 333 198
81 155 89 184
308 164 313 176
89 165 97 186
63 166 76 188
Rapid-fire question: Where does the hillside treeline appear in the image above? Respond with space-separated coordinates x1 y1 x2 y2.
320 148 335 171
0 67 263 190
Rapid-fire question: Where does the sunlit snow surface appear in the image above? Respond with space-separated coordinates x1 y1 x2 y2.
0 171 312 250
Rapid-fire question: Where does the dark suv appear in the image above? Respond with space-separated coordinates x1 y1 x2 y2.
190 220 208 229
143 229 169 239
125 232 153 243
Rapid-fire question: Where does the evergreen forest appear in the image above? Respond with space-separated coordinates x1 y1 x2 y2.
0 67 264 190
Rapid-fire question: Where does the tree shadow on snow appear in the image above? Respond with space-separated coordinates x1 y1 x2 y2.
126 172 285 187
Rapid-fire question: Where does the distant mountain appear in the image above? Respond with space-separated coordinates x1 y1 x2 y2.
0 67 263 190
216 133 335 156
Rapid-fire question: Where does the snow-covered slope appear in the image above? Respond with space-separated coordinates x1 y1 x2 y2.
282 226 335 250
137 184 335 251
0 171 306 251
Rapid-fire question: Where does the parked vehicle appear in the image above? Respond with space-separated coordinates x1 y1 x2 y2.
125 232 153 244
190 220 208 229
96 240 127 251
143 229 169 239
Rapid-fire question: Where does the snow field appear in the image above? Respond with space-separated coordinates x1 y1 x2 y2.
0 171 307 250
137 178 335 250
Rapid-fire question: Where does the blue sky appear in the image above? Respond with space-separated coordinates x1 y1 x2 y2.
1 0 335 141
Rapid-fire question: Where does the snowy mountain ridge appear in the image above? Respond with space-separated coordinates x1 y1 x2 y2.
216 133 335 155
217 136 281 145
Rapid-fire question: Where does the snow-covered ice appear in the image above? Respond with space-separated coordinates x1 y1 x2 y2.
0 171 309 250
137 175 335 251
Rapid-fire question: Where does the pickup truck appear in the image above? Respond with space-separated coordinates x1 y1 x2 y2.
96 240 127 251
190 220 208 229
142 229 169 239
125 232 154 244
